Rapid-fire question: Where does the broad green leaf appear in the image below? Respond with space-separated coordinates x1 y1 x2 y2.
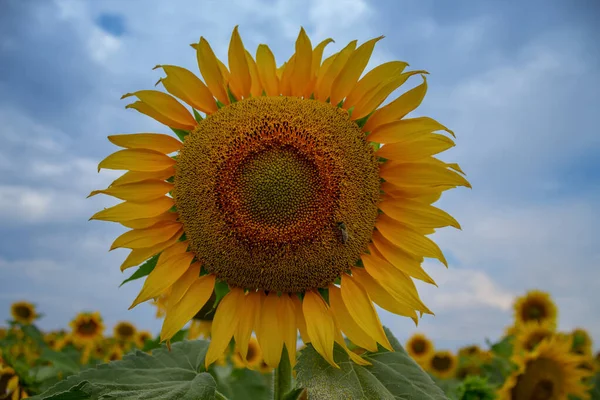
21 323 45 346
295 327 448 400
120 255 159 287
39 348 80 374
217 368 272 400
31 340 217 400
490 336 513 359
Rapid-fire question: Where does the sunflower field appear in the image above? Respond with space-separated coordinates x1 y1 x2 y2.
2 6 599 400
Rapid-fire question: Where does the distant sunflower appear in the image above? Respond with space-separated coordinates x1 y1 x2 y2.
91 26 468 368
514 322 554 354
499 337 592 400
136 330 153 348
113 321 137 343
105 344 123 362
458 344 484 359
570 328 593 356
10 302 36 325
406 333 435 364
513 290 557 328
0 364 28 400
455 362 482 380
427 350 457 379
232 337 263 369
70 312 104 346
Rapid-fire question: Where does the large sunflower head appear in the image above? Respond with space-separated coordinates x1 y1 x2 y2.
113 321 137 343
69 312 104 346
514 322 555 354
406 333 435 363
569 328 593 356
10 302 36 325
513 290 557 328
91 26 468 369
427 350 457 379
499 336 592 400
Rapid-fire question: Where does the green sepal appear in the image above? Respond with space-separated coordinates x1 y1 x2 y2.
347 105 355 118
336 99 344 108
227 86 238 104
171 127 189 141
216 100 226 109
193 109 204 123
119 255 159 287
317 288 330 304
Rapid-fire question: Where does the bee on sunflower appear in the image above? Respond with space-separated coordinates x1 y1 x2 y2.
10 302 37 325
91 26 468 369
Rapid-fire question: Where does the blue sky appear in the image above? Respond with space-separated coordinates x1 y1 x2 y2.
1 0 599 352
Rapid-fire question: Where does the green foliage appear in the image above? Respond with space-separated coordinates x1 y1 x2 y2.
295 327 448 399
171 127 190 141
215 367 272 400
454 376 497 400
119 255 159 286
489 336 513 359
30 340 218 400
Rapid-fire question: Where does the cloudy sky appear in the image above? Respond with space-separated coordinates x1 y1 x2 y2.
1 0 599 352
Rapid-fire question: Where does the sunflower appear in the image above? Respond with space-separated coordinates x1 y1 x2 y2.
113 321 137 343
10 302 36 325
455 362 483 380
427 350 457 379
70 312 104 346
0 364 28 400
105 344 124 362
514 322 555 354
135 330 153 348
513 290 557 329
406 333 435 365
570 328 593 356
91 26 468 369
232 337 263 369
498 337 592 400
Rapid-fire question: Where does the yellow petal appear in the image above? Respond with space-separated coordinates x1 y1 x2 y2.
379 160 471 189
333 326 371 366
381 181 446 203
340 274 392 351
108 133 182 153
329 285 378 352
279 54 296 96
110 222 182 250
234 291 261 360
303 291 338 368
315 40 357 102
90 197 175 222
196 37 229 105
371 231 435 285
129 251 194 308
98 149 176 172
367 117 454 144
330 36 383 106
257 293 284 368
120 211 178 230
89 179 173 202
291 294 309 343
361 252 432 314
245 50 263 98
155 65 218 114
168 262 201 305
278 294 298 366
160 274 215 340
119 229 182 271
376 214 447 265
291 27 312 97
110 167 175 186
379 196 460 230
228 26 252 99
205 288 245 368
352 70 426 122
306 38 334 97
344 61 408 111
123 91 196 130
256 44 279 96
363 75 428 132
375 133 455 161
351 267 419 322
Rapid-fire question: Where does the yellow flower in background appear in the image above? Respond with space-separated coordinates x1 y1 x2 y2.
455 362 483 380
232 337 263 370
70 312 104 346
513 290 557 329
570 328 593 356
10 302 36 325
105 344 124 362
514 322 555 354
406 333 435 365
189 320 212 340
135 330 153 348
499 337 592 400
91 26 468 369
113 321 137 343
0 363 28 400
427 350 457 379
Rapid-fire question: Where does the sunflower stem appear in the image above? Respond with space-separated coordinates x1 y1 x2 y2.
274 346 293 400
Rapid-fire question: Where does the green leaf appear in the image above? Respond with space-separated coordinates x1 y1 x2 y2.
193 108 204 123
171 127 190 141
490 335 514 359
295 327 448 400
39 348 80 374
217 368 272 400
120 255 159 287
283 388 306 400
21 324 46 347
31 340 217 400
